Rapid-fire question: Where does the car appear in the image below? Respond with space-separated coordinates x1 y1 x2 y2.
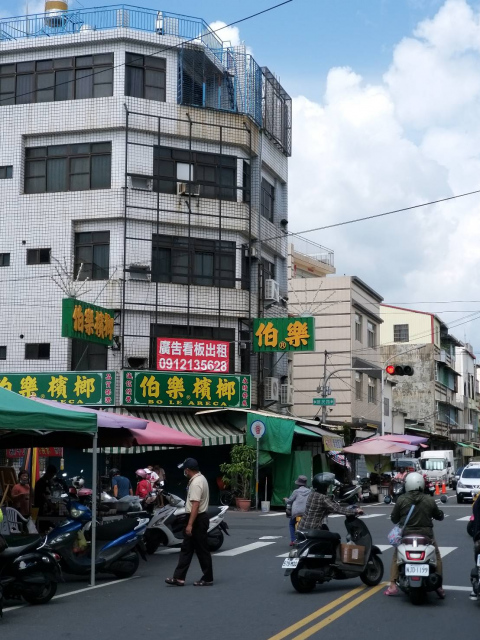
452 466 465 491
456 463 480 503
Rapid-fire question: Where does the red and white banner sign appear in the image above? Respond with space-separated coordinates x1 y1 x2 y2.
156 338 229 373
5 447 63 459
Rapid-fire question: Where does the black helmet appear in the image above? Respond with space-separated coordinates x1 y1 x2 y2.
312 472 336 494
109 468 120 478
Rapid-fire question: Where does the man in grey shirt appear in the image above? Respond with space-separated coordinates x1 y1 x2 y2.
166 458 213 587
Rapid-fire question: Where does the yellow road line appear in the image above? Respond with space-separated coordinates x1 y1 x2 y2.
292 582 387 640
267 585 367 640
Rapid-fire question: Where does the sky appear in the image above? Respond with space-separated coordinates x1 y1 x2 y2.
2 0 480 348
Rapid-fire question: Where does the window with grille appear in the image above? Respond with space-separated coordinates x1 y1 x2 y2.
25 142 111 194
355 371 362 400
393 324 409 343
74 231 110 281
0 166 12 179
25 343 50 359
152 234 236 288
367 321 376 348
261 178 275 222
355 313 362 342
0 54 113 105
27 248 50 265
0 253 10 267
0 346 6 360
368 376 376 403
71 339 107 370
153 146 237 201
125 53 166 102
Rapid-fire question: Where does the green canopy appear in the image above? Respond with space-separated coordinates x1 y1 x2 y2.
0 386 97 433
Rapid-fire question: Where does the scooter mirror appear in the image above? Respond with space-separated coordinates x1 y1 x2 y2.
384 495 392 504
440 495 448 503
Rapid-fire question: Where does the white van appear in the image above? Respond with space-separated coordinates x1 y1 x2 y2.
456 462 480 503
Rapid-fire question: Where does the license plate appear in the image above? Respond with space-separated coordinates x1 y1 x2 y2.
405 564 429 577
282 558 299 569
362 493 370 497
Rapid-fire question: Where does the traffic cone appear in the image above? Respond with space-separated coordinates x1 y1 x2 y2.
442 481 447 494
435 482 440 495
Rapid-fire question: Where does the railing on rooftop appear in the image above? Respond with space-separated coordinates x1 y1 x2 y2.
291 235 335 268
0 5 223 58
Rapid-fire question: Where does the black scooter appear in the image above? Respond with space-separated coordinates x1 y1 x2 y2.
283 512 384 593
0 534 61 607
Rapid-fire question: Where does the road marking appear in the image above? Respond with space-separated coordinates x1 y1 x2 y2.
215 541 276 556
277 552 290 558
260 536 283 540
438 547 457 558
2 577 137 613
260 512 285 517
359 514 385 519
375 545 392 552
443 585 472 592
291 583 386 640
267 585 367 640
457 516 471 521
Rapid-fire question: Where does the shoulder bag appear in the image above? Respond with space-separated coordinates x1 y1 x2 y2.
387 504 415 547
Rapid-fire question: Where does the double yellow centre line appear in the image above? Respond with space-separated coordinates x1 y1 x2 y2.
267 582 387 640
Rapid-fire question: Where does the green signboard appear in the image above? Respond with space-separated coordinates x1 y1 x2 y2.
0 371 115 406
313 398 336 406
62 298 115 346
122 370 251 408
253 317 315 352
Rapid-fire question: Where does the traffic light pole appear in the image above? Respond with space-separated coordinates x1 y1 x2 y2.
322 350 328 425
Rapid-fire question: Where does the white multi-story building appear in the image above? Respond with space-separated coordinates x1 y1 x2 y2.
0 5 291 419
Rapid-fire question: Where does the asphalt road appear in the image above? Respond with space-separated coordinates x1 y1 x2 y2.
1 492 478 640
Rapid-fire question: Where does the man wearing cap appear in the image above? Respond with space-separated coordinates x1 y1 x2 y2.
165 458 213 587
285 476 310 545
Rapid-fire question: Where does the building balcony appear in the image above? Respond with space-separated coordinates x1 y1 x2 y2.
290 237 335 278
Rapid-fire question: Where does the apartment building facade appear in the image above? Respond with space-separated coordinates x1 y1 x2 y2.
0 5 291 422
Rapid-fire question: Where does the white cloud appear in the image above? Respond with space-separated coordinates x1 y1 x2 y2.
289 0 480 344
209 20 252 54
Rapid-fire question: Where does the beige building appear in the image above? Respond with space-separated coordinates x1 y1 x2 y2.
289 243 383 428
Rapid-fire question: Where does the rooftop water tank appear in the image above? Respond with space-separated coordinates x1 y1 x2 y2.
44 0 68 27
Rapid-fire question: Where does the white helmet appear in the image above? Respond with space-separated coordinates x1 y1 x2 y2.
405 472 425 493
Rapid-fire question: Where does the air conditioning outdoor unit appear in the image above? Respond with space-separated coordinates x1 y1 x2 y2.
128 264 150 281
126 356 148 369
177 182 201 197
264 279 280 303
130 176 152 191
264 377 279 402
280 383 294 406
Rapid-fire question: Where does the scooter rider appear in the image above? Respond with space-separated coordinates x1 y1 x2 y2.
385 471 445 598
297 473 363 532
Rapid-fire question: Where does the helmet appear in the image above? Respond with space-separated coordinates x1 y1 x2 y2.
312 472 336 494
405 472 425 493
109 468 120 478
135 469 149 479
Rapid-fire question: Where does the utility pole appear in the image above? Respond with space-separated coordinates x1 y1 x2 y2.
322 350 328 425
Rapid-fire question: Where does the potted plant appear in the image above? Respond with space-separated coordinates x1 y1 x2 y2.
220 444 256 512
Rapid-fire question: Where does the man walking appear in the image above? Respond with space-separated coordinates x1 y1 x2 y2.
165 458 213 587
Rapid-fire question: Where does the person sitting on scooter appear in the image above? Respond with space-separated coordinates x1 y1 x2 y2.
385 471 445 598
135 469 152 500
285 476 311 546
297 473 363 533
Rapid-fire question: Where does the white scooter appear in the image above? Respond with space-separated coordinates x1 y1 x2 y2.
144 490 229 555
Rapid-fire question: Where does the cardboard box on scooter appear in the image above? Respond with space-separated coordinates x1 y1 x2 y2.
340 543 366 565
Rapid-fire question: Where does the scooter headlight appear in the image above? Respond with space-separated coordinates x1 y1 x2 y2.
70 508 83 518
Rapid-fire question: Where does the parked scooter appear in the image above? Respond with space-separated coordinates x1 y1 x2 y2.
144 490 229 555
46 499 148 579
395 494 447 604
0 534 61 605
283 510 384 593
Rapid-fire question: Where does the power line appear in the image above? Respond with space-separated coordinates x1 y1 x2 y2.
0 1 293 105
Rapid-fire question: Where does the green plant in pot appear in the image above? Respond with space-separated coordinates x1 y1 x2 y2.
220 444 256 512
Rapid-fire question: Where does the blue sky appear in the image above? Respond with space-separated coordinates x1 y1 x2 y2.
3 0 447 99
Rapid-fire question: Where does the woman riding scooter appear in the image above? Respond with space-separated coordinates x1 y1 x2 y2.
384 472 445 598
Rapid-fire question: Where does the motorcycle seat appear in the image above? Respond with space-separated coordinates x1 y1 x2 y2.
95 519 138 541
0 535 42 559
401 534 432 545
301 530 341 541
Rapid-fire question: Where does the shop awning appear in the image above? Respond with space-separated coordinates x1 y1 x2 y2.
293 425 324 438
104 409 244 449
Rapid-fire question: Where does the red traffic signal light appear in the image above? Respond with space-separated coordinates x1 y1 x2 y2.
385 365 414 376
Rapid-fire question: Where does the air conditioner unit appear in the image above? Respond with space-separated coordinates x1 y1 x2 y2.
126 356 148 369
264 279 280 302
128 264 150 281
264 377 279 402
177 182 201 197
280 383 294 406
130 176 152 191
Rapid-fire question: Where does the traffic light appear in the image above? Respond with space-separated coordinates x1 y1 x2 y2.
386 364 414 376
